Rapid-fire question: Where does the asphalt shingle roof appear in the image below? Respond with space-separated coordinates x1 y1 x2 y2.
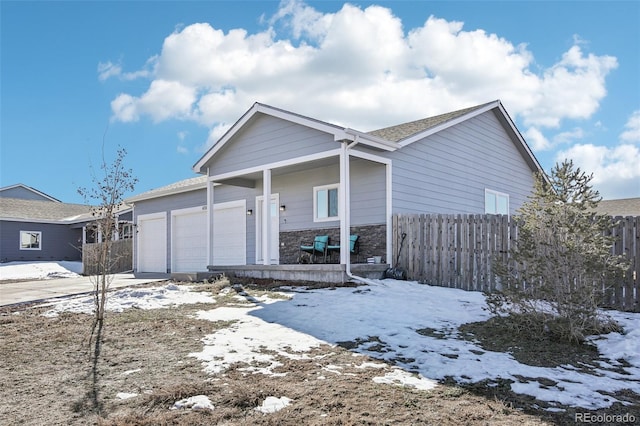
592 198 640 217
0 198 93 222
126 176 208 202
367 102 494 142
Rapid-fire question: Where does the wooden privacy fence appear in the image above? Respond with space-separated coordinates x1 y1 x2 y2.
392 214 639 312
82 239 133 275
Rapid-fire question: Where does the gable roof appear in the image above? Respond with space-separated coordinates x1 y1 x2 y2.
126 176 208 203
368 101 495 142
592 198 640 217
193 100 543 176
0 198 93 223
0 183 61 202
193 103 398 174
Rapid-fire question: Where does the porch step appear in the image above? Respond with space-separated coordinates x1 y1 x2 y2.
171 271 225 282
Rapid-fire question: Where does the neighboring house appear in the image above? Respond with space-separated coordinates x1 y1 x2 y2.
593 198 640 217
126 100 543 277
0 184 133 263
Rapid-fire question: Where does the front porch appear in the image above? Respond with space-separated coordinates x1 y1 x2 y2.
205 263 389 284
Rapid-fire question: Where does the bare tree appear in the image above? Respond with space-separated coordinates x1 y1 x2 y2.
77 146 137 413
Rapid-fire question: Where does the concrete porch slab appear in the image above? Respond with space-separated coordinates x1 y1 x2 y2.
206 263 389 284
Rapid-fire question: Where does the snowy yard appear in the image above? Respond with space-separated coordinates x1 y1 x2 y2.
1 262 639 424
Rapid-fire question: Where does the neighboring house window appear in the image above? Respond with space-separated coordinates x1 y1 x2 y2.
20 231 42 250
120 223 133 239
314 184 339 221
485 189 509 215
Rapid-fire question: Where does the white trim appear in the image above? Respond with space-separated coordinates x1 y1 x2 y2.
349 148 392 165
19 230 42 250
484 188 510 215
313 183 339 223
386 162 393 264
207 177 213 266
262 169 272 265
209 149 342 183
339 144 350 265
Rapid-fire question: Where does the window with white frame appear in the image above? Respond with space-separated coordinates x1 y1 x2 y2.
20 231 42 250
314 184 339 221
485 189 509 215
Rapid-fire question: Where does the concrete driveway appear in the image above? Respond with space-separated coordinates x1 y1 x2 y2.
0 273 170 307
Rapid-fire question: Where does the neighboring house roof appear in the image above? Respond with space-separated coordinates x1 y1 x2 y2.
0 183 61 202
593 198 640 217
126 175 208 203
0 198 93 224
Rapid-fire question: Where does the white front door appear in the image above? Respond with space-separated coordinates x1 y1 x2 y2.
256 194 279 264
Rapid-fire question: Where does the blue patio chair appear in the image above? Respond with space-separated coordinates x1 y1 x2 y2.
327 235 360 263
299 235 330 263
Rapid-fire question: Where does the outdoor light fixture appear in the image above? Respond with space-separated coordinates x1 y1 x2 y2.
247 209 253 215
279 205 286 211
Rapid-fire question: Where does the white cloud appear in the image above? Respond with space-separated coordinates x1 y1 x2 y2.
556 144 640 199
111 80 197 123
98 61 122 81
524 127 551 151
620 110 640 143
108 0 618 145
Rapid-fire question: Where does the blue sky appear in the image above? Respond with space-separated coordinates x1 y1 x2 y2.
1 0 639 204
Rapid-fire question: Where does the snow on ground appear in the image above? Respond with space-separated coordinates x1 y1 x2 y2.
0 261 83 280
24 261 639 412
193 280 640 411
41 283 215 317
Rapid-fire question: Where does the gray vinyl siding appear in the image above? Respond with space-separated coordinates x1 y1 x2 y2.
0 220 82 262
0 187 54 201
270 159 385 231
388 110 535 215
206 114 338 176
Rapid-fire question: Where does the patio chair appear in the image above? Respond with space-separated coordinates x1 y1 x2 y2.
299 235 330 263
327 234 360 263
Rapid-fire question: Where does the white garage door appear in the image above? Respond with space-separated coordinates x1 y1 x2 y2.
172 207 207 272
137 213 167 273
213 200 246 265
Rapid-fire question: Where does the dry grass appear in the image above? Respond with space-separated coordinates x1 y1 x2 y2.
1 279 635 425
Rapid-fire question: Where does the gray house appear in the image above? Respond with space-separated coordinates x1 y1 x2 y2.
0 184 92 262
0 184 133 264
127 100 543 282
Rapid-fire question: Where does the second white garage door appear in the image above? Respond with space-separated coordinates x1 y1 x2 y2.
172 207 208 272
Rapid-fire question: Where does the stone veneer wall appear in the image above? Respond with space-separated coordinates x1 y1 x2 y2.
279 224 386 264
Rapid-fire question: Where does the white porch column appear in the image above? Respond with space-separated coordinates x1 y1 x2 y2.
207 177 214 266
386 162 393 265
339 143 350 265
262 168 272 265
